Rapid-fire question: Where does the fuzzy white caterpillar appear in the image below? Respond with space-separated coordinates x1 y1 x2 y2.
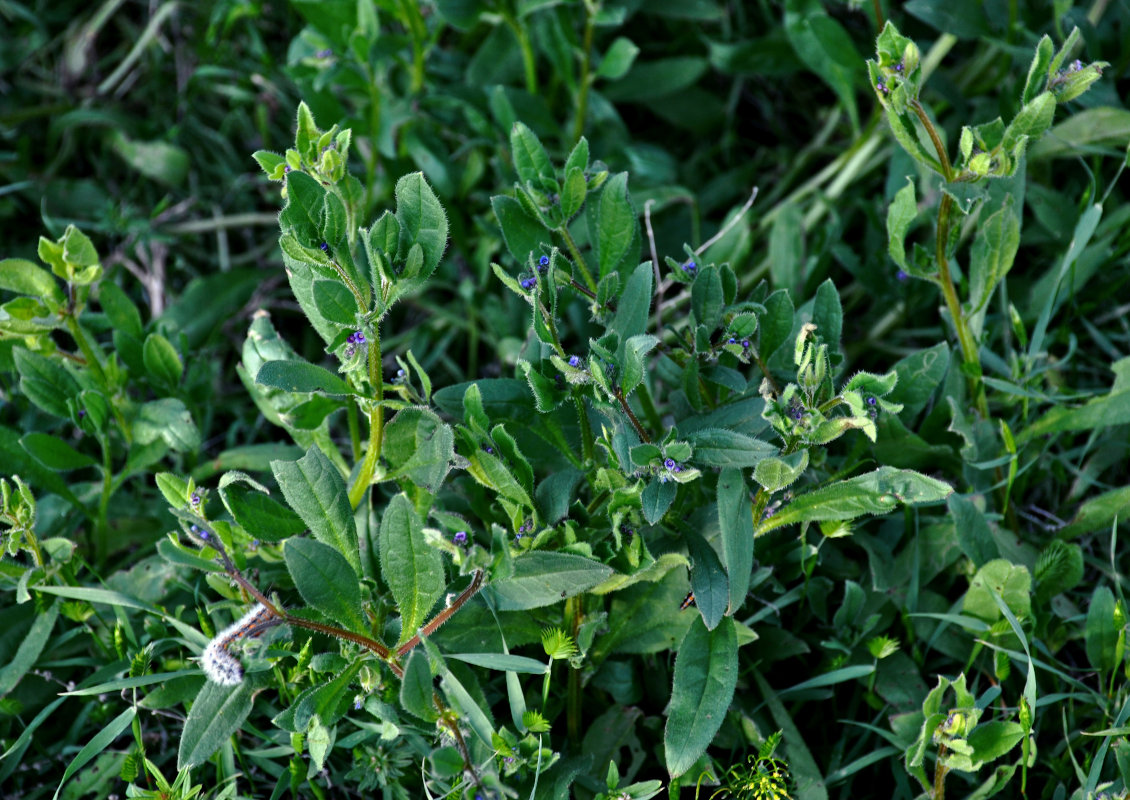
199 604 279 686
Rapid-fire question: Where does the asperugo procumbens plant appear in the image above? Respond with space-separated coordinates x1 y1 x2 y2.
147 102 954 794
871 22 1118 800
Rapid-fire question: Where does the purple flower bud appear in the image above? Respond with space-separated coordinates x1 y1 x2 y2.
284 165 292 173
396 369 405 377
896 270 908 282
894 62 904 73
742 339 750 349
318 49 333 59
199 530 210 540
682 261 697 274
481 444 494 455
78 409 87 417
865 395 877 406
251 539 260 549
790 406 805 421
663 458 676 470
453 531 468 545
190 524 199 533
320 242 330 252
191 493 201 506
354 699 362 710
568 355 581 368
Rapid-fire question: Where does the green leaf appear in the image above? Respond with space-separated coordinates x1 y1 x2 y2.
596 37 640 80
948 494 1000 568
1019 381 1130 441
489 552 614 611
889 343 949 420
1085 585 1118 673
685 530 727 630
968 721 1025 763
107 131 189 187
492 194 547 266
272 447 360 575
0 258 63 302
962 559 1031 624
13 348 78 419
760 467 952 532
561 166 587 219
256 360 353 396
1059 486 1130 539
510 122 554 189
292 656 364 730
769 202 804 293
142 333 183 388
447 652 549 674
1034 540 1084 604
0 600 58 695
602 56 708 102
395 172 448 274
620 334 658 395
784 0 861 131
690 265 724 333
382 407 455 493
641 478 676 525
281 171 326 245
52 706 136 800
610 261 653 343
284 538 366 632
312 279 358 326
400 650 438 721
811 278 842 353
535 468 583 525
752 450 808 492
134 398 200 452
177 681 254 769
221 484 305 542
593 172 637 277
664 615 738 777
969 197 1020 313
685 428 776 468
887 179 917 272
1001 92 1056 155
379 494 445 644
717 468 754 613
19 432 97 471
1030 108 1130 161
760 290 794 361
97 281 142 337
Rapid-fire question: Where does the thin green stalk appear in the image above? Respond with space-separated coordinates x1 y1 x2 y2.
97 435 112 563
565 595 582 746
399 0 428 94
348 326 385 509
501 10 538 95
558 225 597 292
63 314 108 387
570 4 596 143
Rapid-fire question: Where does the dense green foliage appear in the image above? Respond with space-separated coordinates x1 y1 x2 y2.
2 2 1129 799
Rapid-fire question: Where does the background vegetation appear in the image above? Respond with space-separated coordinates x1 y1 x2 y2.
2 1 1129 798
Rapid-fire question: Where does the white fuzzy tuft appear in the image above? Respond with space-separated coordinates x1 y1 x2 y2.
198 603 279 686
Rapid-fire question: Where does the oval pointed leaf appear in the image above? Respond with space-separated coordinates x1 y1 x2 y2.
284 538 365 632
664 615 738 777
177 681 255 769
717 467 753 613
256 360 353 396
489 552 614 611
272 447 360 575
379 494 445 644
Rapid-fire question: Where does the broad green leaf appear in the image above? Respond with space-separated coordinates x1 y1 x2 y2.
382 407 455 493
784 0 861 131
142 332 183 388
620 334 658 395
13 348 78 419
1059 486 1130 539
811 279 842 354
717 467 754 613
887 179 916 271
1020 384 1130 441
256 360 353 396
379 494 445 643
1001 91 1056 155
489 552 614 610
664 615 737 777
889 343 949 420
394 172 448 273
400 650 438 721
1085 585 1118 673
962 559 1031 623
0 258 62 302
19 433 97 471
177 681 254 769
98 281 142 337
760 467 952 533
594 172 637 277
312 279 357 325
968 721 1025 763
535 468 583 525
510 122 554 188
492 194 547 266
602 56 708 103
107 131 189 187
753 450 808 492
641 478 676 525
610 261 653 343
220 484 304 542
769 202 804 293
685 530 727 630
134 398 201 452
691 265 724 331
685 428 776 468
760 290 794 361
596 36 639 80
292 656 364 730
969 197 1020 313
1030 108 1130 161
272 447 360 575
948 494 999 568
281 171 326 244
284 538 365 632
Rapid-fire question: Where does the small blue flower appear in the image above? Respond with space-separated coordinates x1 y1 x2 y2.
742 339 750 349
865 395 877 407
354 698 363 710
790 405 805 421
481 444 494 455
538 255 549 267
896 270 908 282
284 165 292 173
353 331 365 344
894 62 904 73
320 242 330 252
317 49 333 59
682 261 697 274
190 493 201 506
78 409 86 417
568 355 582 368
453 531 468 545
251 539 260 549
663 458 676 470
190 524 199 533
